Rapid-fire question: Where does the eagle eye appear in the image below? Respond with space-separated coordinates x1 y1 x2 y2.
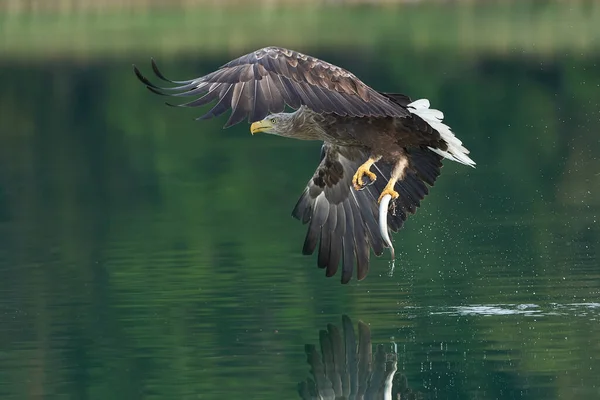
270 118 277 124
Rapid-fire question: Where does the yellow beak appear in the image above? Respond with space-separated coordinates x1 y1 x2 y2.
250 120 272 135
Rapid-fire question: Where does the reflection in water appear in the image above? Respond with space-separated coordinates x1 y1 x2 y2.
299 315 422 400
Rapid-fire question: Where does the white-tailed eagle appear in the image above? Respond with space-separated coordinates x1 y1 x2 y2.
133 46 475 284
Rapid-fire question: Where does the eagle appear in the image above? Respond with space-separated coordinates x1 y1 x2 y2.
133 46 474 284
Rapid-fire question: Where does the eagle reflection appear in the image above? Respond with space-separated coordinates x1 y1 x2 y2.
298 315 422 400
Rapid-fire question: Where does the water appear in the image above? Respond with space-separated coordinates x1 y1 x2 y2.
1 5 600 399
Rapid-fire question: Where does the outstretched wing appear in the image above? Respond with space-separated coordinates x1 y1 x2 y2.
133 46 409 127
292 144 443 284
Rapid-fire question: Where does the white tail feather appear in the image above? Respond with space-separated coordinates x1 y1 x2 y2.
407 99 476 168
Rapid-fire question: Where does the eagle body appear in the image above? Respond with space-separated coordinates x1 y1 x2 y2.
265 107 444 156
317 114 447 163
133 46 475 283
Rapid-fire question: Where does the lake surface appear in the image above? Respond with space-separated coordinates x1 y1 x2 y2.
0 4 599 399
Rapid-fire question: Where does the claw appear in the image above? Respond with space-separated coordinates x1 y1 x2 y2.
352 156 381 191
352 167 377 191
378 185 399 203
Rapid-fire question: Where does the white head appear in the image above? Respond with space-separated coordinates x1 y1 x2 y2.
250 113 295 137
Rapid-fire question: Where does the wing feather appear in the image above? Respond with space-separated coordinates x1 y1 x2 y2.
341 203 355 284
247 79 259 122
317 218 332 269
276 74 302 109
261 75 285 114
150 58 194 84
327 205 345 278
251 79 269 122
308 85 340 112
303 195 329 256
225 81 249 127
177 83 221 107
348 196 370 280
197 85 234 120
351 188 385 256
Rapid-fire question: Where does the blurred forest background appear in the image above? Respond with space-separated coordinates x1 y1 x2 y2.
0 0 599 399
2 1 600 57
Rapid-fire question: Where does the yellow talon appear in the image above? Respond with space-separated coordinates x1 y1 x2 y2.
378 185 399 203
352 167 377 190
352 156 381 191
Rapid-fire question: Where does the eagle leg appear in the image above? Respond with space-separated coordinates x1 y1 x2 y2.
352 155 381 191
378 154 409 203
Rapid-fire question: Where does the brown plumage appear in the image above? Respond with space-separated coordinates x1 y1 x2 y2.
133 46 475 283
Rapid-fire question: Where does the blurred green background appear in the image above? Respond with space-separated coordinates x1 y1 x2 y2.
0 0 599 399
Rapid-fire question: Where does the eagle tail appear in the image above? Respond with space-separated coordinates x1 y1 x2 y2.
407 99 476 168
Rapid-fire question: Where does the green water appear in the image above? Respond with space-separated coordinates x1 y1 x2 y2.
1 5 599 399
